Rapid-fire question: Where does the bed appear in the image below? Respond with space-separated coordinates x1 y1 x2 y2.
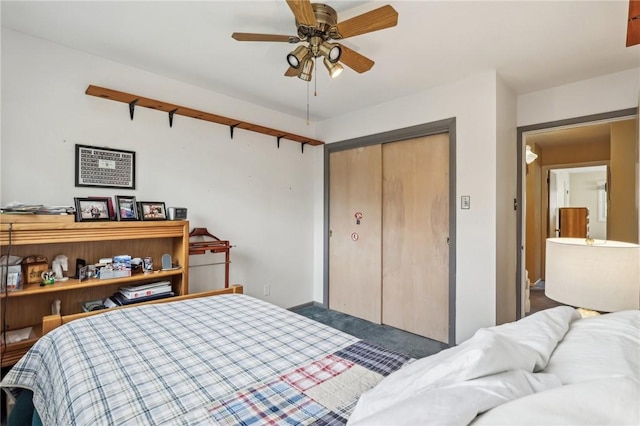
0 291 412 425
2 293 638 425
348 306 640 425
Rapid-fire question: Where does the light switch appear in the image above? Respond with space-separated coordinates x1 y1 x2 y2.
461 196 470 209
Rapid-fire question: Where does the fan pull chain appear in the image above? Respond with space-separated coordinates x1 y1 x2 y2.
314 57 318 97
306 80 310 125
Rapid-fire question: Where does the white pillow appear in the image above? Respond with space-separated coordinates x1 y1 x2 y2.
472 377 640 425
544 310 640 384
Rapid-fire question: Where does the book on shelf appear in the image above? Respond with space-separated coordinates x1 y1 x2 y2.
119 284 172 300
119 281 172 300
109 291 175 306
119 281 171 292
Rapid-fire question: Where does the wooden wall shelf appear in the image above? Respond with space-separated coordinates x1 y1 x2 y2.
85 85 324 148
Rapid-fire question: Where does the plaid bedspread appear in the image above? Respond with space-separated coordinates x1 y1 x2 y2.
1 294 411 425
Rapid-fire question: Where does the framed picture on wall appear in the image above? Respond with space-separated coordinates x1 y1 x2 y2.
115 195 139 221
75 144 136 190
74 197 111 222
138 202 167 221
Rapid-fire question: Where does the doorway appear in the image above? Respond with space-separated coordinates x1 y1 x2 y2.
548 165 608 240
516 108 638 318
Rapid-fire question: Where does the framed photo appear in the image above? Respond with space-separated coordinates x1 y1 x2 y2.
138 202 167 221
89 196 115 220
74 197 111 222
75 144 136 190
115 195 139 221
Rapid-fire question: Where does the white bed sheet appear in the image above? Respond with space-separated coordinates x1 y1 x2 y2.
348 307 640 426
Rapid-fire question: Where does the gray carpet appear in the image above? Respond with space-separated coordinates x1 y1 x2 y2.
291 304 448 359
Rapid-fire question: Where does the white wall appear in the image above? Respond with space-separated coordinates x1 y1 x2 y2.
495 75 518 325
570 171 607 239
1 29 319 308
316 71 504 343
518 68 640 126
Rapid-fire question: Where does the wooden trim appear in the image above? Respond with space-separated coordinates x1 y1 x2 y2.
628 0 640 47
85 85 324 146
0 220 189 246
43 285 244 333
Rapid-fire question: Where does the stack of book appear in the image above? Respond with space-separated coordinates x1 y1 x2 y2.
104 281 174 307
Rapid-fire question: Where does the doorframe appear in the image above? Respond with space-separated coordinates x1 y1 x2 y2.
515 107 637 319
324 118 457 344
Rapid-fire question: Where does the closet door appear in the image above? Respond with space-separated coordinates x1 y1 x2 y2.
382 133 450 343
329 145 382 323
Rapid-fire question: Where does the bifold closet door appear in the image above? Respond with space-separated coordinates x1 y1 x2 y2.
382 133 450 343
329 145 382 324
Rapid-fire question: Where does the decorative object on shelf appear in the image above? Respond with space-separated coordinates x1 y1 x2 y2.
143 257 153 273
115 195 139 221
0 255 23 291
545 238 640 315
161 254 172 270
168 207 187 221
40 270 55 286
85 85 323 150
74 197 111 222
138 202 167 221
22 255 49 285
52 255 69 282
75 144 136 189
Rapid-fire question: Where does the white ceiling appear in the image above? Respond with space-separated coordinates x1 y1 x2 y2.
2 1 639 122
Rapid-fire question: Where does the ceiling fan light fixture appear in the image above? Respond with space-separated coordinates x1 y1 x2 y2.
298 56 314 81
318 41 342 63
287 45 310 69
323 57 343 78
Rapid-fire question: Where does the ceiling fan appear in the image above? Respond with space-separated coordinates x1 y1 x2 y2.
231 0 398 81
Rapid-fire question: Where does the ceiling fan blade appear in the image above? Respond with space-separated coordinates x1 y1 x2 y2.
232 32 299 43
339 45 374 73
285 0 318 28
627 0 640 47
284 66 299 77
333 5 398 39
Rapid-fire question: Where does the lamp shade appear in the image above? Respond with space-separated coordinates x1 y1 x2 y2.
525 145 538 164
545 238 640 312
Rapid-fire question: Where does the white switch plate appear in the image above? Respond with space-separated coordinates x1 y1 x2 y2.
461 196 470 209
264 285 271 296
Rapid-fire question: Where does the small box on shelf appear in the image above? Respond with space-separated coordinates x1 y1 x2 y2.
23 261 49 285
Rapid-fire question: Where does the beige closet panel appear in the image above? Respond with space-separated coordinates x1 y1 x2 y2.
329 145 382 324
382 134 450 343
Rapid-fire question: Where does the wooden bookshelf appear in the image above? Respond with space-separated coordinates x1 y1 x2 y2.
0 219 190 367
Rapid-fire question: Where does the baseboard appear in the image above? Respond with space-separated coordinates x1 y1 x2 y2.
288 301 324 311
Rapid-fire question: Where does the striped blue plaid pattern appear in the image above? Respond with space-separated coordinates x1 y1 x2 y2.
1 294 362 425
334 341 412 376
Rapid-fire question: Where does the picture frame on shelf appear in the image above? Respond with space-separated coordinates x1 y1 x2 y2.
88 196 115 220
75 144 136 190
74 197 111 222
138 202 167 221
115 195 139 221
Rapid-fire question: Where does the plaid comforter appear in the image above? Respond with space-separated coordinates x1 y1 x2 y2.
1 294 411 425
